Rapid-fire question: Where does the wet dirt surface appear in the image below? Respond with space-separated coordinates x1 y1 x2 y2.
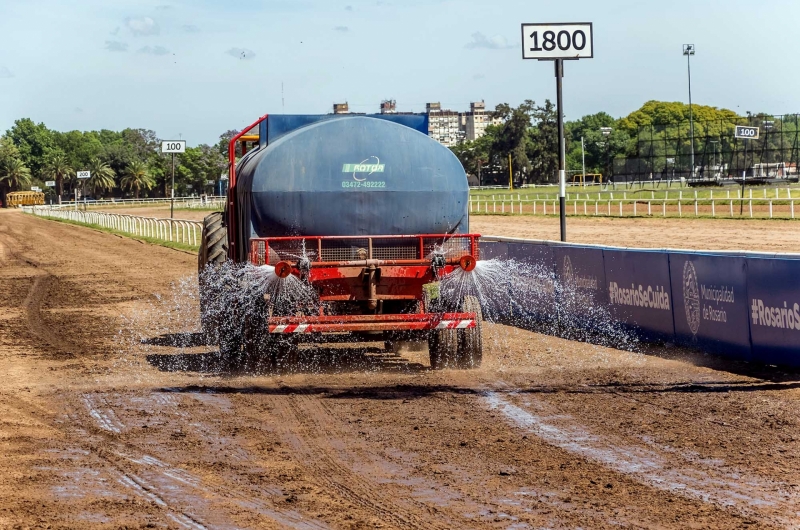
2 209 800 528
96 206 799 253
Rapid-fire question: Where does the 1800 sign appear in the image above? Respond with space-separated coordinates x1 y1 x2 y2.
521 23 593 60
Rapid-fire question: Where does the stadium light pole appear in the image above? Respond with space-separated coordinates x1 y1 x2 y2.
683 44 696 179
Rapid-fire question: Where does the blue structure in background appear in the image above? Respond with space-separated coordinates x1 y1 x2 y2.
479 237 800 367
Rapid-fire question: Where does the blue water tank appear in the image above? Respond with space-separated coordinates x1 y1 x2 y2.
236 116 469 237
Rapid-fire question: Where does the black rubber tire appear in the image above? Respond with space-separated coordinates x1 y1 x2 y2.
457 295 483 369
198 212 231 349
428 328 459 370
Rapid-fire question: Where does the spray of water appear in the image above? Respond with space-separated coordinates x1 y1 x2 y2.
440 259 638 351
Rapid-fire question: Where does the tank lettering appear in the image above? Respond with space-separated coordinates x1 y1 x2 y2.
341 181 387 188
342 163 385 173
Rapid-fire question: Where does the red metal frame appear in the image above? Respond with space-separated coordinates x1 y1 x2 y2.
247 233 481 333
227 114 268 260
226 115 481 336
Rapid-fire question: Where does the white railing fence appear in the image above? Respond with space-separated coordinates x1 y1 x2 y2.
47 195 226 210
23 206 203 246
468 197 797 219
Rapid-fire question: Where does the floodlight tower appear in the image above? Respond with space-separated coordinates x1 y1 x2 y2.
683 44 696 178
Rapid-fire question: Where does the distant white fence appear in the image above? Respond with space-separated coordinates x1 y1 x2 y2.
23 206 203 247
48 195 226 210
469 187 798 219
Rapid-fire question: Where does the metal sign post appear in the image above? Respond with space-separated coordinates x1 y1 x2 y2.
161 141 186 218
734 125 759 215
522 22 593 242
76 171 90 210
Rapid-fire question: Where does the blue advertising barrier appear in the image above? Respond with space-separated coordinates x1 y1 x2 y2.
745 257 800 365
507 242 557 323
478 240 508 261
668 252 751 361
602 249 675 340
480 236 800 367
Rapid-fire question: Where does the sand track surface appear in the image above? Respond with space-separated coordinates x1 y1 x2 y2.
94 205 800 253
1 209 799 528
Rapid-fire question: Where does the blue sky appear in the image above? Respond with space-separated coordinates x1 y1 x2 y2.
1 0 798 146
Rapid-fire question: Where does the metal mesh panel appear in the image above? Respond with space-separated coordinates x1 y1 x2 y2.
423 237 472 259
320 239 369 262
267 240 319 264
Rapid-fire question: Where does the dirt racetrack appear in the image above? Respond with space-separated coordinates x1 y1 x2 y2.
98 206 800 253
2 208 800 528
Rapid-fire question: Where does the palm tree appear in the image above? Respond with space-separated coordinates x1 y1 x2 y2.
43 152 73 202
120 160 155 198
0 158 32 207
86 158 116 197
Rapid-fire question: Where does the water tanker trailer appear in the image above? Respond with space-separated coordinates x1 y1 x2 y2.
198 113 482 369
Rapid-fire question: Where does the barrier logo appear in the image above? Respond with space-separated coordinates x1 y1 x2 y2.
563 256 574 285
561 255 598 290
682 261 701 336
342 156 385 182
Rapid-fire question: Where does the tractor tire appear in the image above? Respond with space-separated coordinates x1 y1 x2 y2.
428 328 459 370
457 295 483 369
198 212 228 343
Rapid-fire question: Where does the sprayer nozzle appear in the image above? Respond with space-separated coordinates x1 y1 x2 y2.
459 254 477 272
274 261 293 278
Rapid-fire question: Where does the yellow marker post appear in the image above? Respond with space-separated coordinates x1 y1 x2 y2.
508 153 513 190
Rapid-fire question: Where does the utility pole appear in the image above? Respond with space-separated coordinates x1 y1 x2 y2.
683 44 696 179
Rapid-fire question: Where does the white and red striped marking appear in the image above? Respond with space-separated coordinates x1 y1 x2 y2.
435 320 476 330
270 323 310 334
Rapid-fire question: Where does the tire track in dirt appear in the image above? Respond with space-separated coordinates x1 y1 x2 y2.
4 389 329 530
270 393 450 530
484 391 800 527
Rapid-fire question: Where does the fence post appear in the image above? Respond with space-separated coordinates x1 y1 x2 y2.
647 201 651 216
663 200 666 216
729 200 733 217
711 200 715 217
633 201 637 216
678 200 682 217
749 200 753 218
619 201 623 217
694 200 698 216
792 200 795 219
769 200 773 218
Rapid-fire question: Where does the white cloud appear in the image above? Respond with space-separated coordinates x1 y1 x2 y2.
125 16 160 36
105 41 129 52
0 66 13 78
138 45 170 56
334 26 349 32
182 24 200 33
465 32 513 50
226 48 256 60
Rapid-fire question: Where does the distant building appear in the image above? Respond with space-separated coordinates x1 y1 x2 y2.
380 100 397 114
333 102 350 114
464 101 494 141
426 102 464 147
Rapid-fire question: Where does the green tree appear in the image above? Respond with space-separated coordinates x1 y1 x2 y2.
42 151 73 202
6 118 55 178
120 160 155 198
526 100 559 184
86 158 116 197
0 158 33 206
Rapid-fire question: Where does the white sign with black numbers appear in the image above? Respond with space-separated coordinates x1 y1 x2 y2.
161 140 186 153
521 23 593 60
735 125 759 140
77 171 91 179
45 180 56 187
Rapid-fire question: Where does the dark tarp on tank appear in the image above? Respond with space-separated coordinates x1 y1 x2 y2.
264 114 429 144
236 116 469 240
